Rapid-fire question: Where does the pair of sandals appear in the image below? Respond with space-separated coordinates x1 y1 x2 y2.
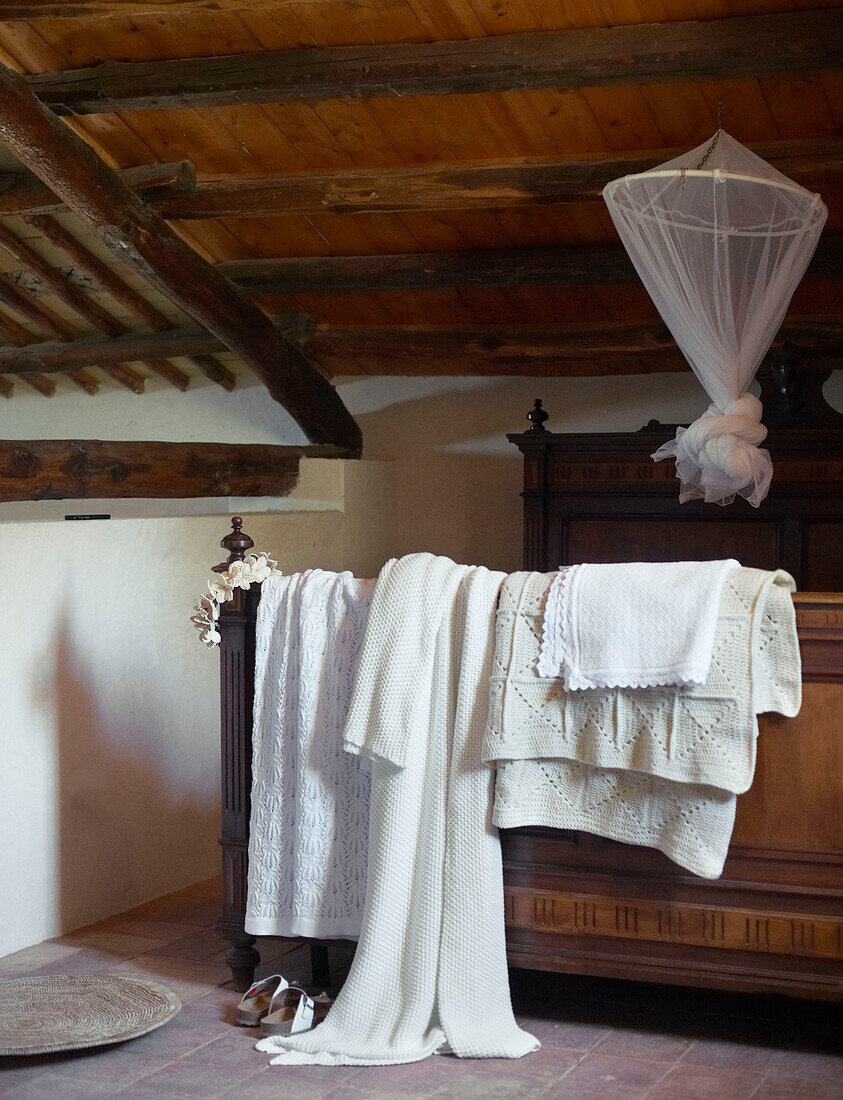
235 974 332 1037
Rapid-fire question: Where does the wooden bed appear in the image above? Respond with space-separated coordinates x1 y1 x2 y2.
213 408 843 1001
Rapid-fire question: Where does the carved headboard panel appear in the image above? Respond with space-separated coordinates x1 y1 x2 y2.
509 411 843 588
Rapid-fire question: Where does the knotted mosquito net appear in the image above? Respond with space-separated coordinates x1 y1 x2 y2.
603 131 827 507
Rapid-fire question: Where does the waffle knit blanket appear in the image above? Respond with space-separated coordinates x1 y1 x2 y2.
257 553 539 1066
537 559 738 689
485 567 800 879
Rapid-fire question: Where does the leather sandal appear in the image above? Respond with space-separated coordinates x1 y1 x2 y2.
260 986 332 1038
235 974 290 1027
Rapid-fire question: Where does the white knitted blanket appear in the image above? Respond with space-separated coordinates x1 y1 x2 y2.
258 553 538 1066
537 559 739 689
246 571 373 940
486 567 801 879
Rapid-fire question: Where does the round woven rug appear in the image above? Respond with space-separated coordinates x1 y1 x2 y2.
0 975 181 1056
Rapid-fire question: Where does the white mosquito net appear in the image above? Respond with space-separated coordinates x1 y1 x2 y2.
603 131 827 507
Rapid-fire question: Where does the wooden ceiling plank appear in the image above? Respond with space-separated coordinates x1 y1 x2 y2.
0 160 196 217
218 236 842 293
0 61 361 451
26 11 843 114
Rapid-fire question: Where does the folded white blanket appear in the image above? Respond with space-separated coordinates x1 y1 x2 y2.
487 568 801 878
246 571 373 940
258 553 538 1066
537 559 739 689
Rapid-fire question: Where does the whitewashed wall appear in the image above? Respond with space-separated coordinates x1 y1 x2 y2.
1 368 840 957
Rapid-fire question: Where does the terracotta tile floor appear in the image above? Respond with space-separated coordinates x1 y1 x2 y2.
1 877 841 1098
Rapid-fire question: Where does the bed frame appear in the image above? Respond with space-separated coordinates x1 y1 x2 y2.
213 403 843 1000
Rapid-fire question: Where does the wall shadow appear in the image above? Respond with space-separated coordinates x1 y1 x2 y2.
42 609 218 937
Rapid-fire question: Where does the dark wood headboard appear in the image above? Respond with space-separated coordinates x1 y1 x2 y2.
509 413 843 588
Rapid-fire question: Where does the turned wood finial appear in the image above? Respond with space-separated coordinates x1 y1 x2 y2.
526 397 549 432
213 515 255 573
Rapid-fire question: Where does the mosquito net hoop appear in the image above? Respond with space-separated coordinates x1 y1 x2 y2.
603 132 827 507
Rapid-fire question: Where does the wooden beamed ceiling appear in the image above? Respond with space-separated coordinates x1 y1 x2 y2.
0 0 839 398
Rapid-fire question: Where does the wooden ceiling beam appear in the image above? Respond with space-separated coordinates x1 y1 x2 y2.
0 160 196 218
0 313 311 374
158 140 843 220
26 11 843 116
220 237 843 295
0 62 361 452
306 321 843 376
0 439 308 501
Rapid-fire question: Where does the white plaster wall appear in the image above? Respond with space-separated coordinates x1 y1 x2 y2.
0 459 394 958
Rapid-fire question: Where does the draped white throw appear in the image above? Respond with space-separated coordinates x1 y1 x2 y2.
604 132 827 507
537 559 737 690
246 571 374 940
257 554 538 1066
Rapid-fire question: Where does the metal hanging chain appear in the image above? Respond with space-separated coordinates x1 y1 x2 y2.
696 100 726 171
679 101 725 187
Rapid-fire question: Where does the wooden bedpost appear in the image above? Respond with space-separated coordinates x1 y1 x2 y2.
214 517 261 991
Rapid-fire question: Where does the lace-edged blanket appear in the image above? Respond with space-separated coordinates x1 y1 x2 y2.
537 559 738 690
484 567 801 879
246 570 374 940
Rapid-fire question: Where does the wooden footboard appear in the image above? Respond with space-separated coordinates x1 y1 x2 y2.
502 594 843 1000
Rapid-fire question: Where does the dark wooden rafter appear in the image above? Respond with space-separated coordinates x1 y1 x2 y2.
0 63 361 452
0 160 195 218
25 11 843 114
158 140 843 220
0 220 149 392
0 439 313 501
0 313 312 374
307 321 843 375
0 287 97 396
221 237 843 295
25 214 194 391
2 316 839 379
0 270 72 338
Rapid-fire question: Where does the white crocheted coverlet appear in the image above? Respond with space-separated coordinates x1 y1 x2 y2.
485 567 801 879
246 570 374 940
257 554 538 1066
537 559 738 689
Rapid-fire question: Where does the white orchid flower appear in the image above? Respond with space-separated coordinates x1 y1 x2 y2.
199 622 222 647
207 576 234 603
225 559 252 590
245 553 275 582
